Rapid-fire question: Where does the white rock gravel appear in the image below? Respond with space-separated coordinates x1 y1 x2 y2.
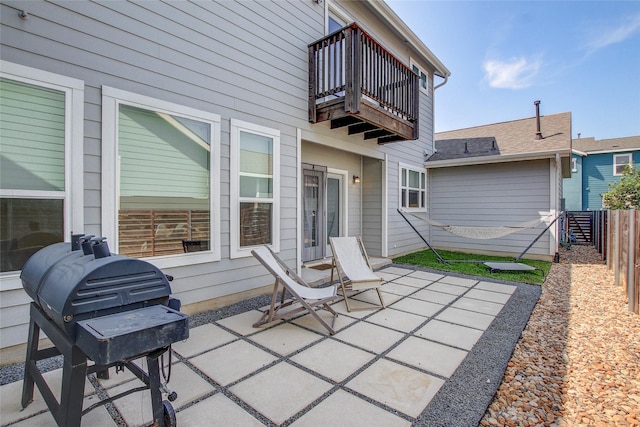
480 245 640 427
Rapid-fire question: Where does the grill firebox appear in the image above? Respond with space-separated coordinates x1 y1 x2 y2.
20 235 189 427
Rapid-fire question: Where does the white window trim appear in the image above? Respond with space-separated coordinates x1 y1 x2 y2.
571 157 578 173
230 119 280 258
101 86 221 267
0 61 84 285
326 2 351 34
399 162 427 212
409 58 430 95
613 153 632 176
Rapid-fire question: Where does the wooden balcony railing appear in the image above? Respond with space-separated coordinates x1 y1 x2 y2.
309 24 419 144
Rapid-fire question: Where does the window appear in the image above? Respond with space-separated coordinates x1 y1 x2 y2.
410 59 429 93
399 164 426 211
102 87 220 266
230 119 280 258
613 153 632 176
0 61 83 274
327 5 348 34
571 157 577 173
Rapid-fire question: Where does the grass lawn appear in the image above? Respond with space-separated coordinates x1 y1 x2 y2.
392 248 551 285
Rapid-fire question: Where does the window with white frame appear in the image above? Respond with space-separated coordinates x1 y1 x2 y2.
410 59 429 93
0 61 84 273
102 87 220 265
230 119 280 258
613 153 632 176
399 164 426 211
328 4 349 34
571 157 577 173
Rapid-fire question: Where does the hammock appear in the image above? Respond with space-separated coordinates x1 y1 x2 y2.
400 210 551 240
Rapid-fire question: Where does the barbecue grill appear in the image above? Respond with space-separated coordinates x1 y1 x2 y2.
20 234 189 427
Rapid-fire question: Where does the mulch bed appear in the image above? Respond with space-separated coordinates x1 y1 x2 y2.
480 245 640 426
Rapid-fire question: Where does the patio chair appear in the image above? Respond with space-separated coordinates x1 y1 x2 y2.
251 246 339 334
329 236 385 312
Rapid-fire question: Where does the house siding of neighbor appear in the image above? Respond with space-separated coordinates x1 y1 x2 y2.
563 137 640 211
0 0 449 354
428 109 572 260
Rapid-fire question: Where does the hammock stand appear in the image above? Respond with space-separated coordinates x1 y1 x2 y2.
397 209 558 277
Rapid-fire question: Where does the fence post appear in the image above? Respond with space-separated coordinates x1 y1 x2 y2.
635 210 640 314
627 210 634 312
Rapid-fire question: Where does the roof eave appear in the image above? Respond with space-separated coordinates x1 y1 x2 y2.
582 147 640 155
424 149 573 169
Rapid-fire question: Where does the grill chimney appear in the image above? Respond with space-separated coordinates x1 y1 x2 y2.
534 100 542 140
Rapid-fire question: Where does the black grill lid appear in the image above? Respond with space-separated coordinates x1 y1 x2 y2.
20 242 85 302
21 238 173 338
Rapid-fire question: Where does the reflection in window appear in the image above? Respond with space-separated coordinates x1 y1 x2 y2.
238 130 273 246
231 119 280 257
117 104 211 257
327 177 340 238
400 166 426 210
0 78 66 272
613 153 632 176
411 63 429 92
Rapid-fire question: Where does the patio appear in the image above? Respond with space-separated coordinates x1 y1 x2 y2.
0 264 540 427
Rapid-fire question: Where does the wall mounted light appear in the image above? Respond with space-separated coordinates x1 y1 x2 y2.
353 175 360 184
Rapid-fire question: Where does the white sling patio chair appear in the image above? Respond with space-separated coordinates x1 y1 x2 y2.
251 246 339 335
329 236 385 312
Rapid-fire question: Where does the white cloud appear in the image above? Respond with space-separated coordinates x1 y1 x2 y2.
483 56 542 89
584 14 640 53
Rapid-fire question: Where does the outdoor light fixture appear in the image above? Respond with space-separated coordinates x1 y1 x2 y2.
353 175 360 184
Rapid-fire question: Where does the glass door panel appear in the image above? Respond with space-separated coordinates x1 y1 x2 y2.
303 166 325 261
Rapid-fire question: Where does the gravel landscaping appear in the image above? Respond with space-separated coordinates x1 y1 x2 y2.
480 245 640 427
2 244 637 427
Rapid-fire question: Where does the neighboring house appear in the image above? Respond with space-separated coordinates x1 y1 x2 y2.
427 106 572 260
563 136 640 211
0 1 450 352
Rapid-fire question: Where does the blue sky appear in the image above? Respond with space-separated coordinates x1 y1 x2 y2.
386 0 640 140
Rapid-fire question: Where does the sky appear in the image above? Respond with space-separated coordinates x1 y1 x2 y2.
386 0 640 140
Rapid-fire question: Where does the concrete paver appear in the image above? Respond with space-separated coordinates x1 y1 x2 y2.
0 265 523 427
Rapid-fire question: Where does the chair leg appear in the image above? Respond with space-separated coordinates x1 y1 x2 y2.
340 281 352 312
253 280 280 328
322 303 339 330
375 288 385 308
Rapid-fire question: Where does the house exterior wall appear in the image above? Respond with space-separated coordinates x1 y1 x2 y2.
562 154 583 211
0 0 441 350
384 83 435 258
0 0 324 349
582 151 640 210
428 160 554 259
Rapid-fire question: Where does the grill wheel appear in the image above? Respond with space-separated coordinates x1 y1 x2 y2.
163 400 176 427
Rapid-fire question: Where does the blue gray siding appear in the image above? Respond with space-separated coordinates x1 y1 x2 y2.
0 0 440 350
582 152 640 210
429 160 553 258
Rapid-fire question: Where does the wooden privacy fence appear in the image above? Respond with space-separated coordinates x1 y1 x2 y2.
605 210 639 314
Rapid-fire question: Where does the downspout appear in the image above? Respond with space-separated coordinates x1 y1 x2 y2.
431 74 449 154
551 153 561 259
433 74 448 91
427 73 449 250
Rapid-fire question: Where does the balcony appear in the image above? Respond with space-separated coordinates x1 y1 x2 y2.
308 24 419 144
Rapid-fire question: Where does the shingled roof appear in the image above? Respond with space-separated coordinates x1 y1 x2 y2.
573 136 640 154
430 112 572 163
